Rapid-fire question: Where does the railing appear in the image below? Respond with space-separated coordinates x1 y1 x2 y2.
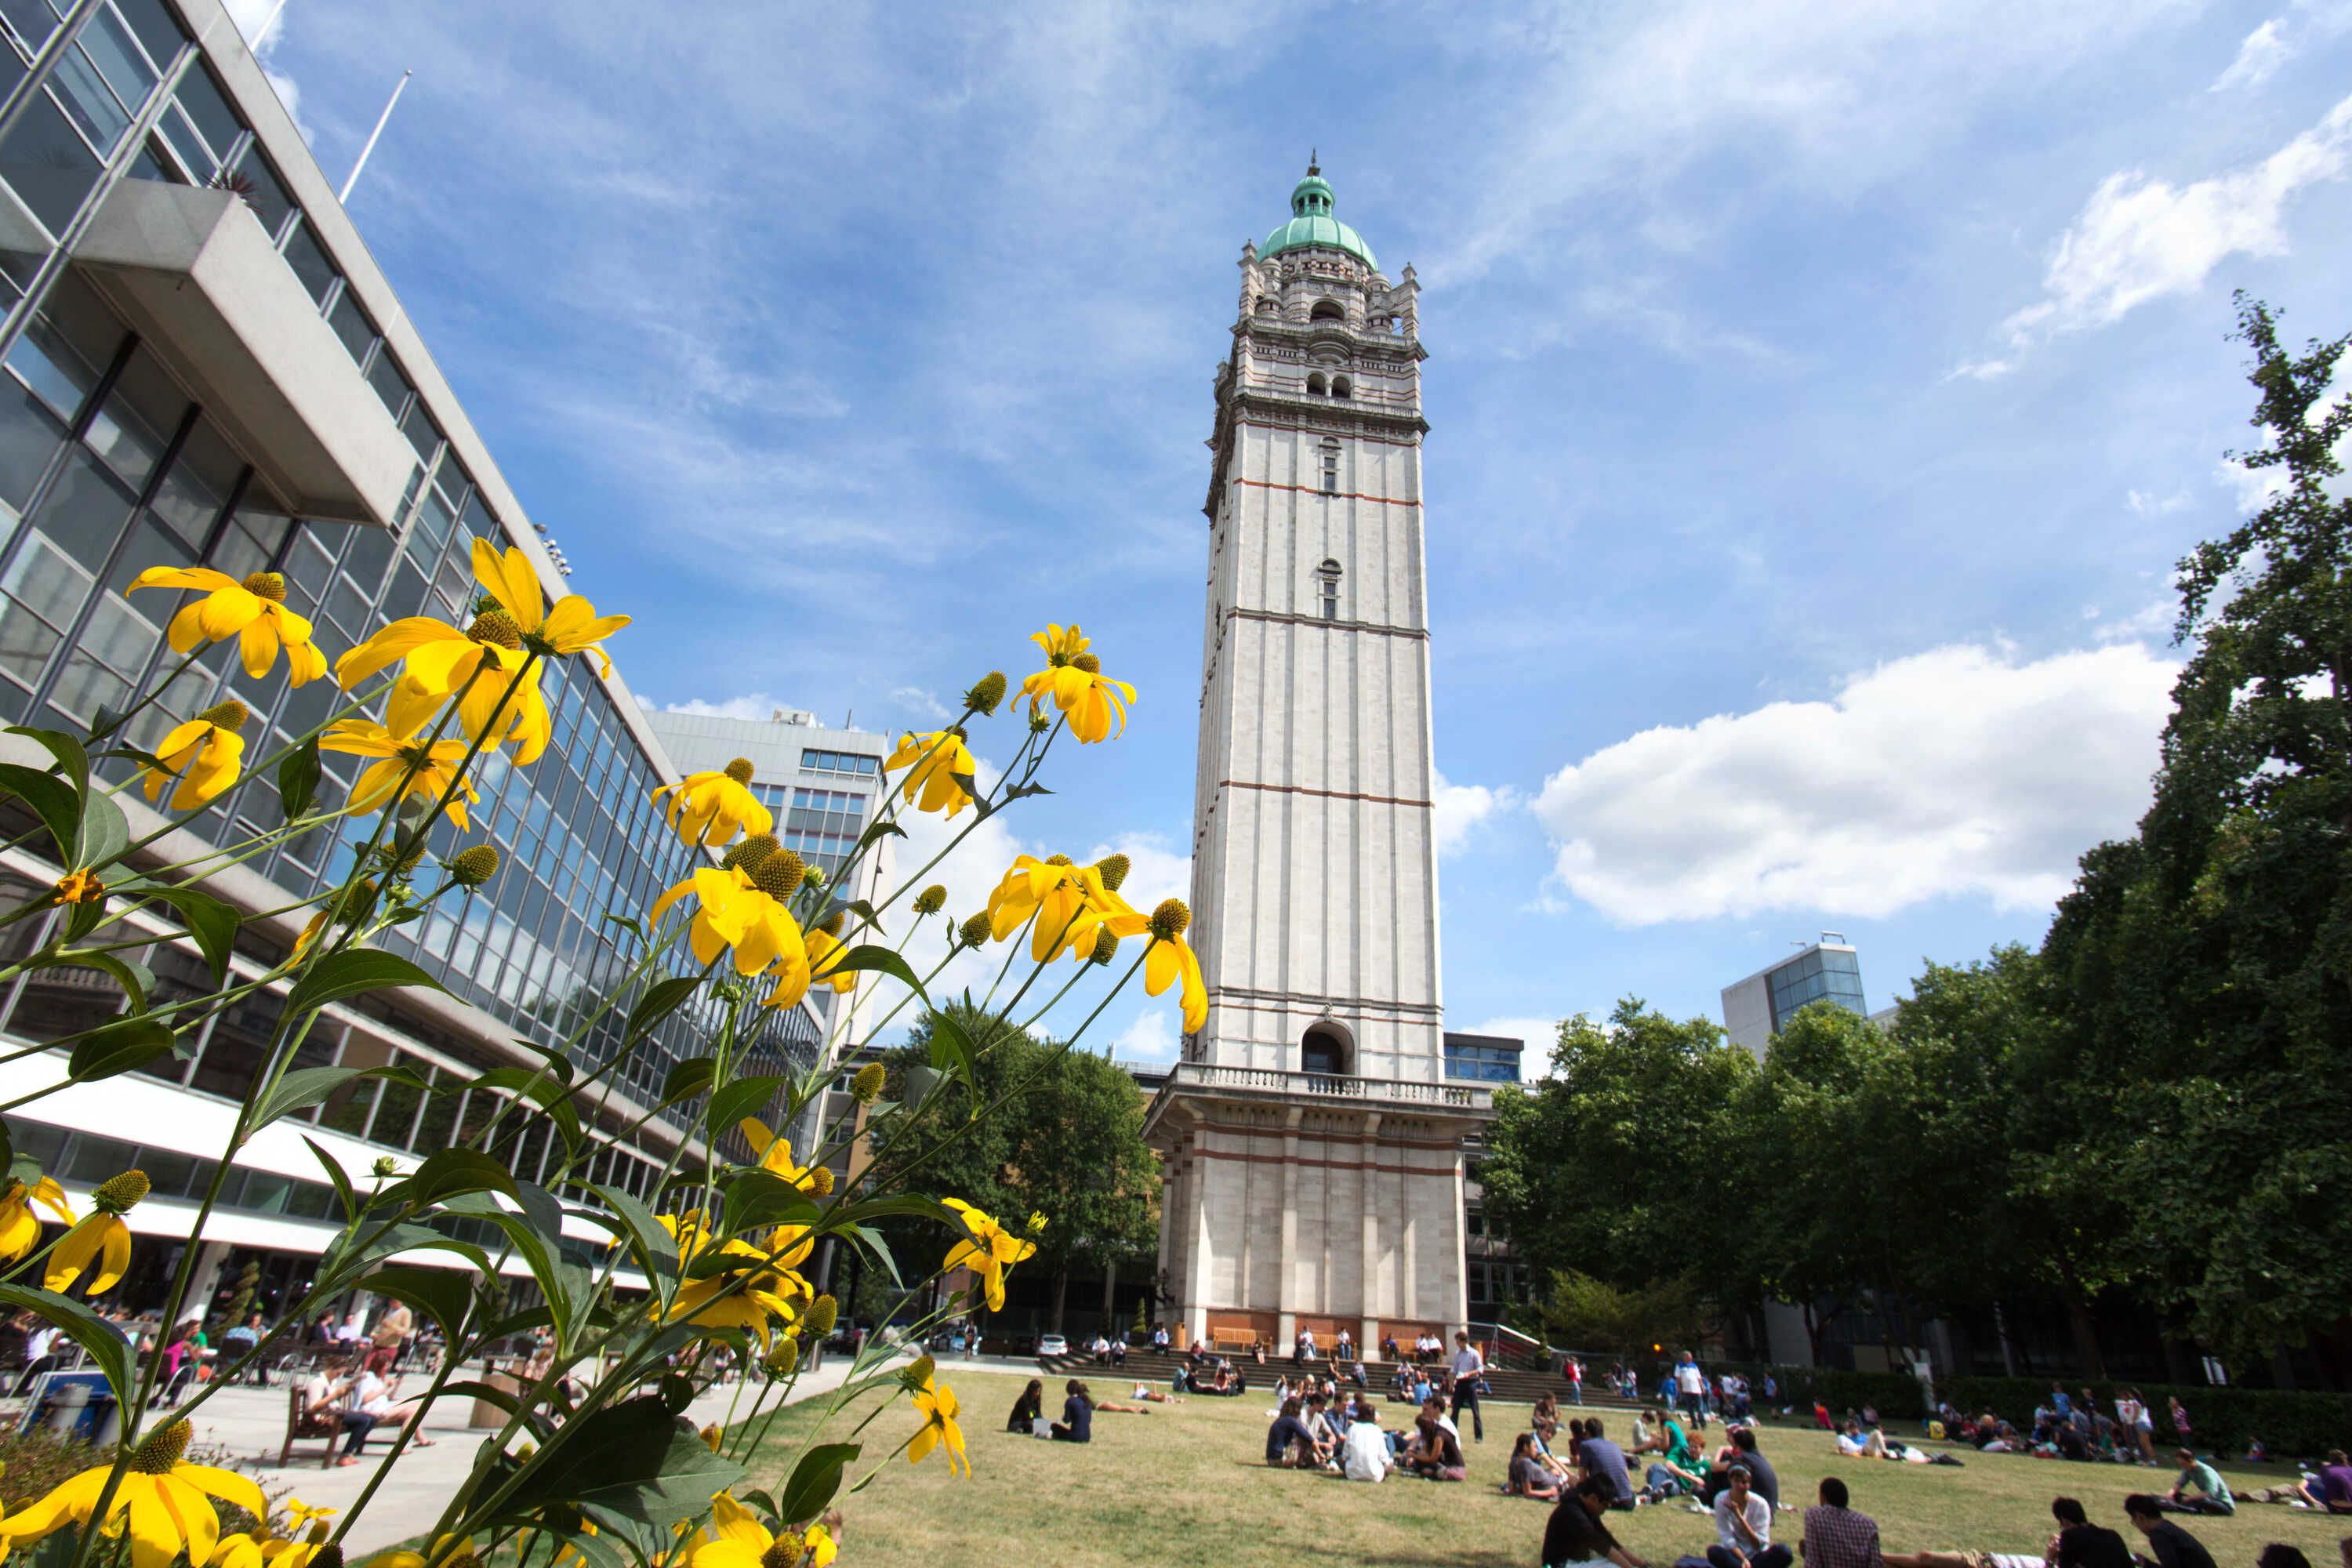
1159 1061 1493 1111
1469 1319 1548 1372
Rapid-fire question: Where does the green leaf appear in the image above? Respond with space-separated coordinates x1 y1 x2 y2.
625 975 701 1045
827 1193 952 1228
0 1284 130 1402
707 1073 788 1140
136 884 239 983
301 1134 359 1222
586 1182 677 1283
0 762 81 865
381 1148 517 1208
277 738 321 822
361 1264 477 1337
442 1189 579 1352
285 948 447 1019
0 1117 12 1176
467 1067 583 1156
66 1014 173 1082
437 1377 525 1417
926 1007 978 1098
499 1396 746 1530
851 817 906 856
826 943 926 995
256 1064 434 1133
722 1168 822 1233
776 1442 860 1526
74 790 127 870
658 1055 715 1108
7 726 89 798
505 1037 575 1086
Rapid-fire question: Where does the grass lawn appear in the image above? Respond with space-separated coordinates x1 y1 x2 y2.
742 1371 2350 1568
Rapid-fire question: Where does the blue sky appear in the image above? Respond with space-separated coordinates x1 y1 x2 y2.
240 0 2352 1063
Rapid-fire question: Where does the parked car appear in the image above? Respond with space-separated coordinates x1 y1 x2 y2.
1036 1333 1069 1357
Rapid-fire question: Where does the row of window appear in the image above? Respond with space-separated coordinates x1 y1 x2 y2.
800 749 880 775
1303 373 1352 399
1443 1041 1521 1083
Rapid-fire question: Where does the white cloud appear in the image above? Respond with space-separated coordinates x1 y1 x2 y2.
1107 1007 1178 1064
1081 832 1191 913
660 692 786 722
2211 17 2293 90
888 686 950 721
1533 642 2177 925
1980 93 2352 364
1946 357 2016 383
1432 771 1520 858
2088 600 2177 644
2127 487 2192 518
2216 455 2290 514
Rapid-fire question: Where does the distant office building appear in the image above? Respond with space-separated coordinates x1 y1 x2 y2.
1721 936 1867 1056
644 707 895 1045
1443 1031 1523 1083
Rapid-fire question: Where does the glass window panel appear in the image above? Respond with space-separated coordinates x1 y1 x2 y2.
328 287 376 365
191 985 281 1099
34 443 136 572
398 400 439 463
10 956 129 1041
83 347 187 492
0 374 69 511
172 65 241 172
114 0 186 78
147 417 237 547
365 350 409 420
0 0 55 53
23 271 123 408
341 518 393 594
213 501 289 579
278 220 336 308
50 47 130 157
0 584 64 690
0 88 104 237
78 5 158 111
226 143 292 241
281 526 338 602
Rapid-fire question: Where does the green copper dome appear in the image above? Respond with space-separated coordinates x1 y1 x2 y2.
1261 162 1377 270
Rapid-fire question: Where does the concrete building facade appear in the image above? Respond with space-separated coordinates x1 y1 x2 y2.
1144 166 1491 1353
1721 937 1867 1057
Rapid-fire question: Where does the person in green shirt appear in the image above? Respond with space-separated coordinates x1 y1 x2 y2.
2155 1449 2234 1515
1634 1408 1705 1501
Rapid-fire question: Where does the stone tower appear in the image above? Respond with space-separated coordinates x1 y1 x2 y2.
1143 165 1493 1354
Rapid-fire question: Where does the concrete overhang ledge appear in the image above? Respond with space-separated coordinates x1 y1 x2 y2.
68 180 412 528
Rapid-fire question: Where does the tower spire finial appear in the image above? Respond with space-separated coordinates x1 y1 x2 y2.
1308 147 1319 176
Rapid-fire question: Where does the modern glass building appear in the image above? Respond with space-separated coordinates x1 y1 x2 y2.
0 0 821 1315
1720 936 1868 1056
1441 1030 1523 1083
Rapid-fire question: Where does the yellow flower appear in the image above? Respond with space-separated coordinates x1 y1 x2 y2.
51 869 104 905
0 1417 265 1568
319 720 481 830
205 1534 268 1568
359 1534 477 1568
738 1119 826 1196
0 1176 71 1261
805 924 857 994
883 728 976 818
337 615 546 761
283 1501 336 1530
1145 898 1207 1033
140 702 247 811
941 1199 1036 1313
467 538 630 671
908 1374 969 1477
1019 622 1135 743
653 1213 808 1349
132 567 326 685
983 856 1146 962
652 866 808 983
46 1168 144 1295
654 758 774 848
691 1495 833 1568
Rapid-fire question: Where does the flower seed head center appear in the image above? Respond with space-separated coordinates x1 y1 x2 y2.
130 1418 191 1472
724 758 755 784
242 572 286 602
198 699 250 733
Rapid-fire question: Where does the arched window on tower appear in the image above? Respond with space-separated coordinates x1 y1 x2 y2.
1305 372 1327 397
1310 299 1345 322
1317 558 1341 621
1330 374 1352 399
1302 1022 1351 1078
1319 440 1339 495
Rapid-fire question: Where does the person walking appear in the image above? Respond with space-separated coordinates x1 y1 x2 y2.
1448 1330 1486 1443
1567 1354 1585 1405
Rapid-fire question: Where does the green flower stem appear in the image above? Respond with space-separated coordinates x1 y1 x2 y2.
317 1341 461 1544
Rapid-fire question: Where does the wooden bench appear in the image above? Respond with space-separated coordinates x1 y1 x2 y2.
1207 1330 1257 1356
276 1386 396 1468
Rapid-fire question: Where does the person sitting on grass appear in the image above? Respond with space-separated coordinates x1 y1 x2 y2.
1795 1475 1882 1568
1341 1401 1393 1483
1305 1391 1348 1450
1579 1417 1637 1508
1403 1412 1468 1481
1544 1472 1653 1568
1265 1395 1329 1468
1711 1463 1791 1568
1867 1492 2134 1568
1706 1427 1781 1509
2152 1450 2233 1516
2122 1494 2216 1568
1509 1432 1563 1501
1127 1381 1184 1405
1050 1379 1093 1442
1007 1377 1045 1433
1636 1410 1707 1502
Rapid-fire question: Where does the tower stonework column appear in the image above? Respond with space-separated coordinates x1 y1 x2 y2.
1143 165 1492 1356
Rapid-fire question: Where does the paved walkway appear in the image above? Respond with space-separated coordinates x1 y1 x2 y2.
130 1348 1039 1555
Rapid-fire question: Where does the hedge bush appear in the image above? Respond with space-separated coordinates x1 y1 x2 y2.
1936 1376 2352 1457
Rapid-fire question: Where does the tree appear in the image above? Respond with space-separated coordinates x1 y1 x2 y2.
1539 1269 1707 1362
1478 1000 1759 1296
863 1002 1159 1334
